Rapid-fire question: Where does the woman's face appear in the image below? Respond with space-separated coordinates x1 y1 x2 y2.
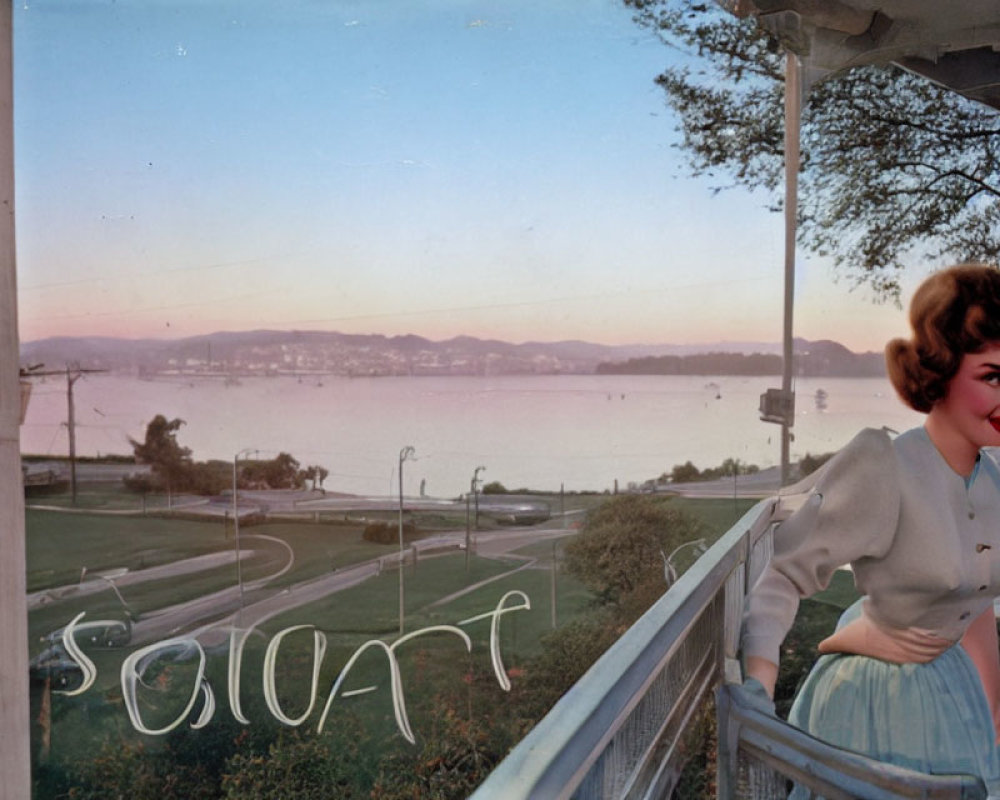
934 342 1000 450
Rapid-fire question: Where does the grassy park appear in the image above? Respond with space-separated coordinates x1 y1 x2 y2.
24 478 767 798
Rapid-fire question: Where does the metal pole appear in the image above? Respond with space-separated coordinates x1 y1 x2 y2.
398 446 414 635
550 541 557 629
399 454 404 634
0 2 30 792
781 51 801 486
233 448 255 621
473 465 485 531
733 458 739 513
66 366 79 504
233 455 241 617
465 491 471 573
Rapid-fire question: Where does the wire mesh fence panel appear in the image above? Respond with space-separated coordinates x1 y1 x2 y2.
734 749 792 800
573 596 726 800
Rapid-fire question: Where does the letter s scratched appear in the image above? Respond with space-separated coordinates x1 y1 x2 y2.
55 612 129 697
55 612 99 696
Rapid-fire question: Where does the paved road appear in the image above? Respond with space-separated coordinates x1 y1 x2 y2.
27 550 246 611
70 487 557 524
34 510 580 647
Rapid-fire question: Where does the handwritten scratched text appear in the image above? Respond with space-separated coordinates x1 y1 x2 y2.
53 590 531 743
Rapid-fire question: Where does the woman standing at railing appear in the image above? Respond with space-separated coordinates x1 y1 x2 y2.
743 264 1000 793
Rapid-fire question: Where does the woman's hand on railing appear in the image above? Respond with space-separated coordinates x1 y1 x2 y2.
735 676 776 715
744 655 778 698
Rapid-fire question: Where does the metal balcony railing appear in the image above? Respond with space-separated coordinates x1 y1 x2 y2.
471 497 988 800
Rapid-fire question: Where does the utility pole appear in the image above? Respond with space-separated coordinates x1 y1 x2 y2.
65 365 108 503
780 51 801 486
758 52 801 486
21 364 105 505
66 366 80 503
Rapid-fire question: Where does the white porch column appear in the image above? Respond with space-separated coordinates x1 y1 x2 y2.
0 1 30 797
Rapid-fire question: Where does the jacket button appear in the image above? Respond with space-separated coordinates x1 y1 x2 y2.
960 611 971 620
981 585 989 591
969 511 976 519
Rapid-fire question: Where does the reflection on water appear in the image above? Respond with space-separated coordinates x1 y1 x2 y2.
21 374 922 496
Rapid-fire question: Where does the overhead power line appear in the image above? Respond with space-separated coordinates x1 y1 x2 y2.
20 364 108 504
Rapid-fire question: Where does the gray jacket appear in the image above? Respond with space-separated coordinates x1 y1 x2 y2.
743 426 1000 666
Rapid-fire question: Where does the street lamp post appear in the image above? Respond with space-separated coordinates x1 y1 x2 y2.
465 491 471 574
465 465 486 573
472 465 485 531
398 446 416 635
233 448 257 621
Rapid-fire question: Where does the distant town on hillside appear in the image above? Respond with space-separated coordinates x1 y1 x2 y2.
19 330 886 378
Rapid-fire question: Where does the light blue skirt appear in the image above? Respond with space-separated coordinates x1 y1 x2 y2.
789 600 1000 793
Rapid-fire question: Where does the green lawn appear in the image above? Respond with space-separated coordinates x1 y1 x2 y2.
26 491 761 797
668 495 760 537
26 509 227 592
258 552 591 650
26 492 761 652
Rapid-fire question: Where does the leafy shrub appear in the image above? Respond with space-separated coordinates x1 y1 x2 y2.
123 472 161 494
564 494 707 613
363 520 416 544
222 730 365 799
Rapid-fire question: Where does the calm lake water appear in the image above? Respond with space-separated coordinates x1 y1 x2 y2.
20 373 924 497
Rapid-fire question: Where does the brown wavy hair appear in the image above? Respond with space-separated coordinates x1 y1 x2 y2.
886 265 1000 413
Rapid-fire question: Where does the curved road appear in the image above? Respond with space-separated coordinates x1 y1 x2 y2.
34 510 580 647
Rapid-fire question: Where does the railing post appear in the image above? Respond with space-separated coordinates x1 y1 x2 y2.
715 684 739 800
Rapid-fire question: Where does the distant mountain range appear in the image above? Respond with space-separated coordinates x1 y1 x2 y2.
19 330 886 378
597 339 886 378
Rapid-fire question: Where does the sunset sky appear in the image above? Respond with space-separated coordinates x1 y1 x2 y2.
13 0 920 353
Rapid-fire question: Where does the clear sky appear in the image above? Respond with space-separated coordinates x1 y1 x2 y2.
13 0 921 353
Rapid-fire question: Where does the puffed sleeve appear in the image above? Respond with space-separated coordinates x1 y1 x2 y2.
742 427 901 665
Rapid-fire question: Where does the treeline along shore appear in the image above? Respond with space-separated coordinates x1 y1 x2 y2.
597 352 783 376
596 340 885 378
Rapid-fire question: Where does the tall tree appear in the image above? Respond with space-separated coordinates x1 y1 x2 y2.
626 0 1000 298
129 415 192 494
238 452 304 490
